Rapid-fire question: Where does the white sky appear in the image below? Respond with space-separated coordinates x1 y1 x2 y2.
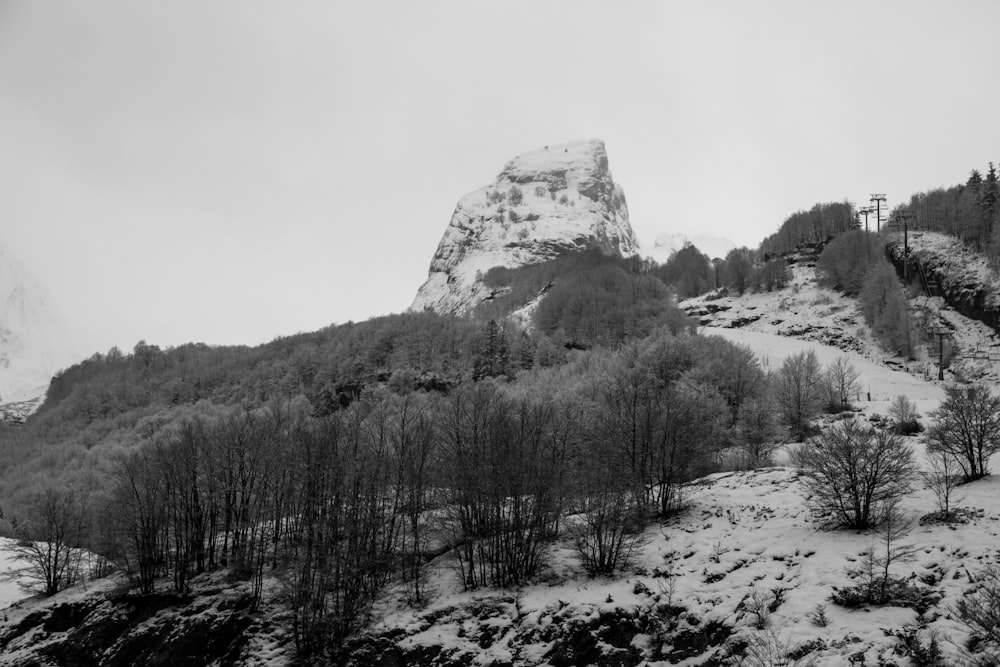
2 0 999 353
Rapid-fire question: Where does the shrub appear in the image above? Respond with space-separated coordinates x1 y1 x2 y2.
570 489 645 576
955 563 1000 663
508 185 523 205
888 395 922 435
794 419 916 529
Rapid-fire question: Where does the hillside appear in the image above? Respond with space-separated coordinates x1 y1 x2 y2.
5 247 1000 665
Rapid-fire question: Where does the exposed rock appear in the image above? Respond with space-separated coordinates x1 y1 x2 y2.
410 140 637 315
0 576 266 667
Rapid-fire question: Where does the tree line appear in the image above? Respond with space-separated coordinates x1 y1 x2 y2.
900 162 1000 254
5 327 856 659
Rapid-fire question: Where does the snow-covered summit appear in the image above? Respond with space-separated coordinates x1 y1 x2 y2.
410 140 638 315
0 243 90 412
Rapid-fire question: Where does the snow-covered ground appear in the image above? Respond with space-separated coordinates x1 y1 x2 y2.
0 538 29 610
360 254 1000 665
10 244 1000 663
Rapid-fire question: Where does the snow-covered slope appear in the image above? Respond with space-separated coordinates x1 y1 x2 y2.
644 232 736 264
410 140 638 315
0 243 91 414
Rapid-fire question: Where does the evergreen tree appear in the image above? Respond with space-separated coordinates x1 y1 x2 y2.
982 162 999 257
474 319 508 380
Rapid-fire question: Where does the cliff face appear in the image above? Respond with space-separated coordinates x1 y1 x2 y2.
887 231 1000 330
410 140 638 315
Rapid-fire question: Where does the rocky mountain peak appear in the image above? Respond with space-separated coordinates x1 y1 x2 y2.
410 139 638 315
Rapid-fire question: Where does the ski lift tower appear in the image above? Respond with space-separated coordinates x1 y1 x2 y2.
894 210 915 282
870 194 887 234
930 325 951 381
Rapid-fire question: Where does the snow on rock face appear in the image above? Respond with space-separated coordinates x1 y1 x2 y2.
0 244 90 414
410 140 638 315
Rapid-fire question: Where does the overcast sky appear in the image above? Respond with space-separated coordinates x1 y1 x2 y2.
2 1 999 354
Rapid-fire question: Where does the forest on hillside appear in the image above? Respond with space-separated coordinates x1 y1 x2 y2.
896 162 1000 255
4 178 997 660
0 239 880 659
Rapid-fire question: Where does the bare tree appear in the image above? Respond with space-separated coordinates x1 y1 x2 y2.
570 432 644 576
775 350 822 440
887 395 921 435
5 488 88 596
923 447 964 520
927 383 1000 481
736 395 780 467
794 419 916 529
834 501 918 606
823 356 861 412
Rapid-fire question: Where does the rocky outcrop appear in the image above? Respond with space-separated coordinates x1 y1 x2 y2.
886 232 1000 331
410 140 638 315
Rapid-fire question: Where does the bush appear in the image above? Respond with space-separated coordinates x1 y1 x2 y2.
794 419 916 529
508 185 523 205
888 395 922 434
570 489 645 576
956 564 1000 663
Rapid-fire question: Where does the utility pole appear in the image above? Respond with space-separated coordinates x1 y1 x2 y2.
895 210 915 282
870 194 887 233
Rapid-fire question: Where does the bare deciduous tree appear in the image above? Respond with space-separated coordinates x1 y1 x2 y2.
776 350 822 441
927 383 1000 481
823 356 861 412
888 395 921 435
5 488 88 596
794 419 916 529
923 447 964 520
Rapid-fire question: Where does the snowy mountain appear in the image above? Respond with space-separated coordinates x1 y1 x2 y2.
644 232 736 264
410 139 638 315
0 243 90 415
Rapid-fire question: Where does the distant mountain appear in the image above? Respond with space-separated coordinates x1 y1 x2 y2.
643 232 736 264
0 243 90 417
410 139 638 315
